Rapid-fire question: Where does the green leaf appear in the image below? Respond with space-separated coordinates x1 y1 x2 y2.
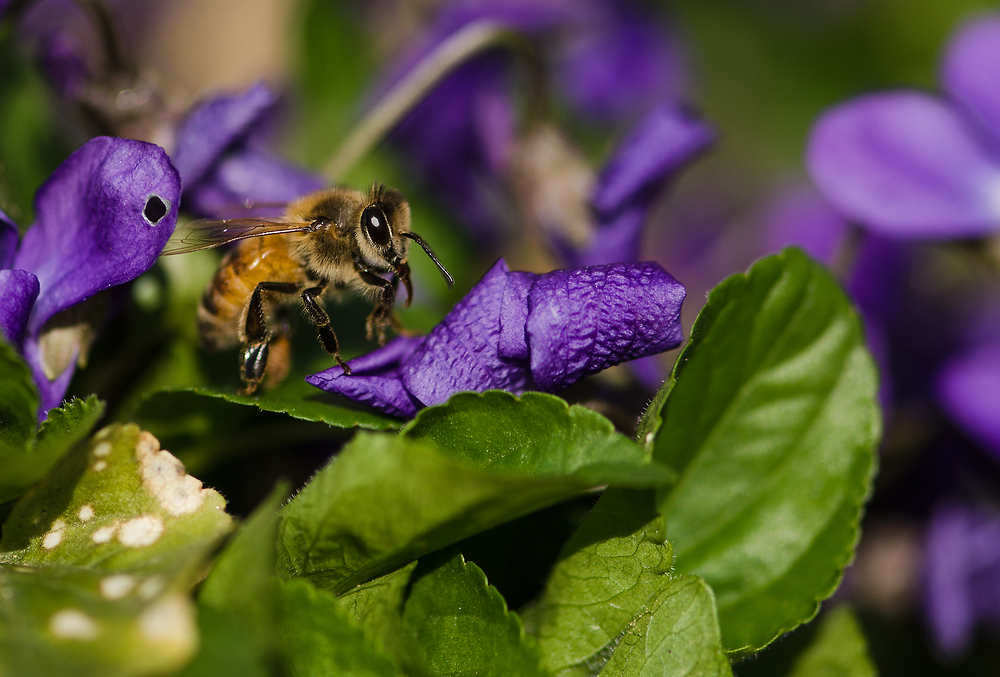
0 396 106 504
0 340 38 454
402 548 545 676
0 423 232 581
635 380 674 453
597 576 733 677
337 563 418 667
172 606 270 677
278 430 667 594
199 481 289 651
138 385 402 431
402 391 672 485
280 578 401 677
529 489 674 674
786 607 877 677
0 565 198 677
652 249 880 653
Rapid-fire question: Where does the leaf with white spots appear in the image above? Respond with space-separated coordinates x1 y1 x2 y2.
0 423 232 581
0 565 198 676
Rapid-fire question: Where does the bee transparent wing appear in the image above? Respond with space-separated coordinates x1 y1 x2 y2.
161 218 314 255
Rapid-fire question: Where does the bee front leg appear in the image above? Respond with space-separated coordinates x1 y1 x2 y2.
242 281 300 394
355 266 401 345
300 283 351 375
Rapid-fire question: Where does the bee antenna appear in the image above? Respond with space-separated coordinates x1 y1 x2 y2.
402 231 454 286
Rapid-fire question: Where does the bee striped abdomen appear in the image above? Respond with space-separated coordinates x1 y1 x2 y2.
197 236 305 350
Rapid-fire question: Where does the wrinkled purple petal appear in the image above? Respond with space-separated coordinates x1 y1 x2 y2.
941 14 1000 151
0 269 40 349
556 1 686 123
306 336 425 418
924 504 1000 657
172 83 276 189
400 259 532 406
309 258 686 415
807 92 1000 238
938 343 1000 460
13 137 180 336
528 262 685 391
592 102 715 217
498 270 536 359
0 207 17 269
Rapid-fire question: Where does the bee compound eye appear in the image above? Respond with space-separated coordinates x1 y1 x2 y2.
143 195 169 225
361 205 392 248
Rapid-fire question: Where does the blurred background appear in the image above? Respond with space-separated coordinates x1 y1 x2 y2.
4 0 1000 674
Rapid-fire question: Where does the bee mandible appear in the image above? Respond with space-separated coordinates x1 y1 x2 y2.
161 183 453 394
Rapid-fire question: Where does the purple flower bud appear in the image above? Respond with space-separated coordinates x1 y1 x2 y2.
308 258 685 417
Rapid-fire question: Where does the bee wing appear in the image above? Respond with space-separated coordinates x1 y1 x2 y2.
161 218 313 255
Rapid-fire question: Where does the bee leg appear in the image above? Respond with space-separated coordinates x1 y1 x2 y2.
355 268 397 345
301 284 351 376
242 281 300 394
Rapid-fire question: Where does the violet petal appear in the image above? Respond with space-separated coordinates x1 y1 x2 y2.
938 343 1000 460
760 186 849 267
22 334 75 416
306 372 421 419
305 336 424 418
527 262 685 391
171 82 276 190
556 1 686 123
399 259 532 406
924 504 978 657
807 92 1000 238
0 207 17 269
592 102 715 217
940 14 1000 151
182 146 325 218
572 204 645 267
498 270 536 360
0 269 40 349
13 136 180 336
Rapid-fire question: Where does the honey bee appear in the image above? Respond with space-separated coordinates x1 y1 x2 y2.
161 183 453 394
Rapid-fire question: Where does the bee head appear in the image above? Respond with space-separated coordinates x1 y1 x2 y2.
356 183 411 271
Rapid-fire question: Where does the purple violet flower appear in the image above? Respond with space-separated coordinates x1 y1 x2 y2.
577 102 714 266
172 82 324 218
924 502 1000 657
380 0 709 250
0 136 180 417
307 258 686 417
808 13 1000 239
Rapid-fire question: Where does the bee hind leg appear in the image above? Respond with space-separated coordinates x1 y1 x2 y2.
241 281 300 394
301 284 351 375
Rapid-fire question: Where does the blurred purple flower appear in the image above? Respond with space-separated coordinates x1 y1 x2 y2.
381 0 706 249
576 102 714 266
172 83 324 218
924 503 1000 657
308 258 686 417
939 346 1000 461
0 137 180 417
16 0 164 98
808 14 1000 239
